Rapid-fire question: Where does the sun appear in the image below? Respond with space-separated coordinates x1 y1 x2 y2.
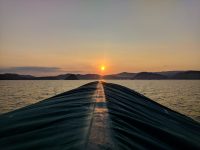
101 66 105 71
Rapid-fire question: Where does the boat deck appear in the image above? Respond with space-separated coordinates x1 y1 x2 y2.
87 82 114 149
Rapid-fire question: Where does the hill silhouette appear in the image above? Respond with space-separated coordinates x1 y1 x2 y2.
0 71 199 80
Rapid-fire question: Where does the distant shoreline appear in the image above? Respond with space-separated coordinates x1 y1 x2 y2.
0 71 200 80
1 79 200 80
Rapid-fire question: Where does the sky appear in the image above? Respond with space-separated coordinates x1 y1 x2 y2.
0 0 200 76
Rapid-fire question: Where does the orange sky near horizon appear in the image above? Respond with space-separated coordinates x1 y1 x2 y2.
1 41 199 75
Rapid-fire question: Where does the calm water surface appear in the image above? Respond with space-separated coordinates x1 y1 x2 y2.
0 80 199 121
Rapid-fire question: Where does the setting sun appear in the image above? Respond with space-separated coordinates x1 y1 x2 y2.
101 66 105 71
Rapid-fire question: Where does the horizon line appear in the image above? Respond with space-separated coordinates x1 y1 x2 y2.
0 70 199 77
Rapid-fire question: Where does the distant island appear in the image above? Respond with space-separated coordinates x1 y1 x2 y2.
0 71 200 80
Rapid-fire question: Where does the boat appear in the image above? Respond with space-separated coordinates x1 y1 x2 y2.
0 81 199 150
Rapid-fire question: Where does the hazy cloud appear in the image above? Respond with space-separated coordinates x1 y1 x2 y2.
0 67 83 76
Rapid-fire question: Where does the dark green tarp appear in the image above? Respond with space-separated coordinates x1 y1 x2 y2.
0 81 199 150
